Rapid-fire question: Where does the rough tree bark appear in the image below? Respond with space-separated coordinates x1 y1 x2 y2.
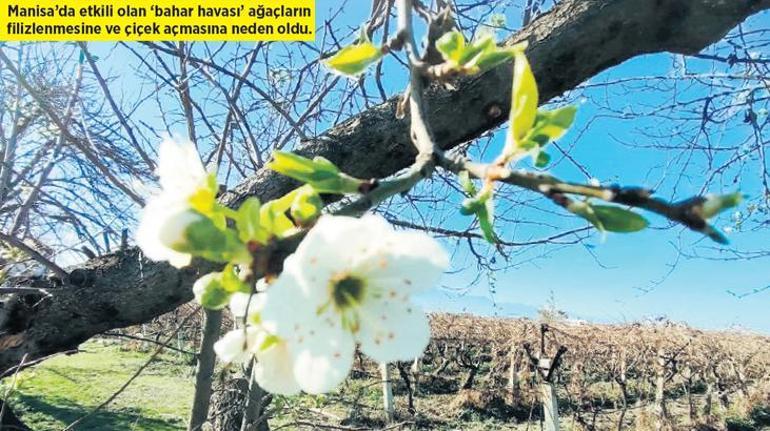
1 0 768 375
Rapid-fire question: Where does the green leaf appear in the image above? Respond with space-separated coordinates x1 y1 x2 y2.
220 264 250 294
471 48 516 72
457 35 495 66
700 192 744 219
459 187 497 243
460 197 484 216
180 216 250 263
567 201 604 231
591 205 649 233
268 151 363 194
567 202 648 233
260 195 296 239
510 48 538 143
437 31 515 74
436 30 466 64
290 186 324 226
193 272 231 310
535 151 551 168
531 106 577 142
477 197 497 243
324 41 383 77
458 170 477 196
235 197 268 243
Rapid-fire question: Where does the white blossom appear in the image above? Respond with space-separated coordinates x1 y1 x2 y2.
213 327 262 364
253 339 301 395
228 279 268 324
260 214 448 394
217 282 302 395
136 136 212 268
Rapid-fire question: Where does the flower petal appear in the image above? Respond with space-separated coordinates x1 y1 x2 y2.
254 341 301 395
214 328 260 364
291 328 355 394
359 229 449 294
136 197 192 268
260 265 326 338
357 298 430 363
292 215 392 282
157 136 207 196
229 291 266 320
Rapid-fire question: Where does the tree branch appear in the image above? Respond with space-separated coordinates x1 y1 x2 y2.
0 0 767 375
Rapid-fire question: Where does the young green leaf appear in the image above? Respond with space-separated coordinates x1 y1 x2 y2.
457 35 495 66
260 189 300 239
567 202 649 233
193 272 231 310
323 41 383 77
535 151 551 168
477 197 497 243
458 170 478 196
471 48 517 72
178 216 250 263
235 197 268 243
220 264 250 294
510 48 538 143
436 30 466 64
567 201 605 232
700 192 744 219
591 205 649 233
290 186 324 226
459 184 497 243
436 31 516 75
529 106 577 143
268 151 363 194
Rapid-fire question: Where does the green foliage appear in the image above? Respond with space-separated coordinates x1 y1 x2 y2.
567 201 649 233
524 106 578 150
590 205 649 232
458 172 497 243
258 186 315 239
435 30 520 75
290 186 324 226
323 30 383 77
176 215 249 264
509 47 538 144
268 151 363 194
697 192 745 244
701 192 744 219
194 273 231 310
235 198 269 243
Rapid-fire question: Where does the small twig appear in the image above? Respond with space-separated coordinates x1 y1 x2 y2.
436 153 729 241
101 332 197 357
0 232 68 279
0 287 52 296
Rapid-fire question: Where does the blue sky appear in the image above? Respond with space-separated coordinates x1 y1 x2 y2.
401 9 770 333
86 3 769 333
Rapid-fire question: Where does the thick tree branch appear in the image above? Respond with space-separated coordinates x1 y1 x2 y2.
0 0 767 375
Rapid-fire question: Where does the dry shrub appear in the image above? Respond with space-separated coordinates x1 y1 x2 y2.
450 389 532 421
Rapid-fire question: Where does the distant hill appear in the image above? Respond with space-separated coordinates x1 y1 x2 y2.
413 288 541 319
